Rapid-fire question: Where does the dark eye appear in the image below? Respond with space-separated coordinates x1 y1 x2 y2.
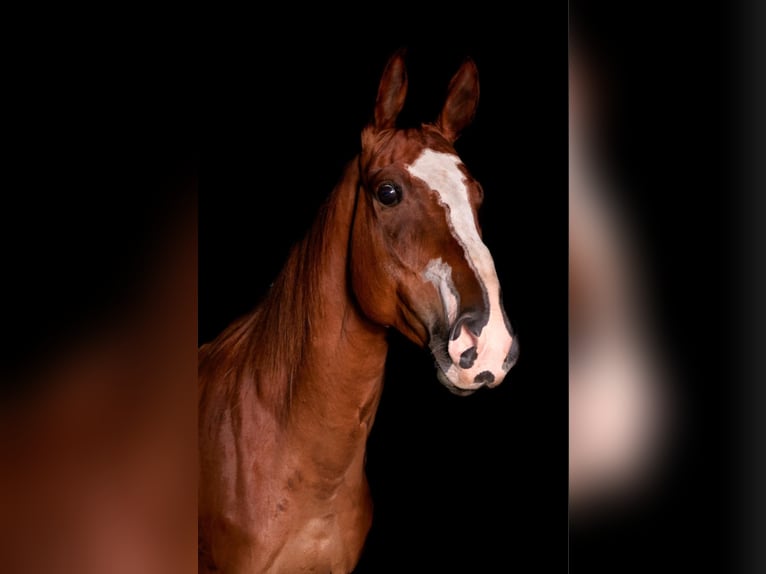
376 182 402 206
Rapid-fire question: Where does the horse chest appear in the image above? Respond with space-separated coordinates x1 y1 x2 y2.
261 488 372 574
273 514 347 572
215 437 369 572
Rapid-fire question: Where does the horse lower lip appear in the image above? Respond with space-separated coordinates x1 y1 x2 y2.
449 385 476 396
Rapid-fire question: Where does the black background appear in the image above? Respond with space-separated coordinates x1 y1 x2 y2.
4 2 755 572
2 39 198 391
200 16 568 574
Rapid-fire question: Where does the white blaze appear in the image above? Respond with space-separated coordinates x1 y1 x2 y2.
423 257 459 325
408 148 513 389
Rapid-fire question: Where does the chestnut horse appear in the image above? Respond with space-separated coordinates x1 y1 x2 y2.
198 51 519 573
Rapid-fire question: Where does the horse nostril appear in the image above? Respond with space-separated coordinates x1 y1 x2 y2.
459 346 477 369
474 371 495 386
449 312 484 341
449 314 469 341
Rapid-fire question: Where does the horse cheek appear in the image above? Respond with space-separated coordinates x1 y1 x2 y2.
350 238 398 327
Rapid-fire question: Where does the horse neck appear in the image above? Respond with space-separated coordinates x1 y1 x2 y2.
248 157 388 443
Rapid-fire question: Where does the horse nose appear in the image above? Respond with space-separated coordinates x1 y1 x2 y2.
474 370 496 385
504 335 520 370
447 310 514 389
448 312 484 366
449 311 484 341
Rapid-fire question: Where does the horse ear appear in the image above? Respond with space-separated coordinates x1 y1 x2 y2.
436 57 480 142
372 49 408 131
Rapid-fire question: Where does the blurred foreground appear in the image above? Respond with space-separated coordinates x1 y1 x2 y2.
569 49 674 512
0 155 198 574
568 0 762 571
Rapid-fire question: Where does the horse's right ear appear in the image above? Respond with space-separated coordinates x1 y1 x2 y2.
372 49 408 131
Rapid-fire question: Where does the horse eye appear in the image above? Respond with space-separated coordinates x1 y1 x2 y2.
376 182 402 206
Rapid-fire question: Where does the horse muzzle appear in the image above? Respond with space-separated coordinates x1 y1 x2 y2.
432 311 519 395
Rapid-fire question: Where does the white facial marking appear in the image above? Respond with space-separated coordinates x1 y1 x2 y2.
423 258 459 325
408 148 513 389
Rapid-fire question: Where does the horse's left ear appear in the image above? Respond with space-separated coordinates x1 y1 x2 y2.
436 57 480 143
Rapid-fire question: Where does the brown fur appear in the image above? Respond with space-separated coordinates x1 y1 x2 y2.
198 52 510 573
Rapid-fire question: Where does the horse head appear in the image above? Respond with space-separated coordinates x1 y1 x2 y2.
349 51 518 395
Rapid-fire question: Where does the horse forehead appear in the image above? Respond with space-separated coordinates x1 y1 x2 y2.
370 129 451 167
405 148 469 199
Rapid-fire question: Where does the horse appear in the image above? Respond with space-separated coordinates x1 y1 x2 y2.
198 50 519 574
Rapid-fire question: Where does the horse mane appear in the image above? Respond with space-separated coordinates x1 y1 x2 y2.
199 158 360 422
